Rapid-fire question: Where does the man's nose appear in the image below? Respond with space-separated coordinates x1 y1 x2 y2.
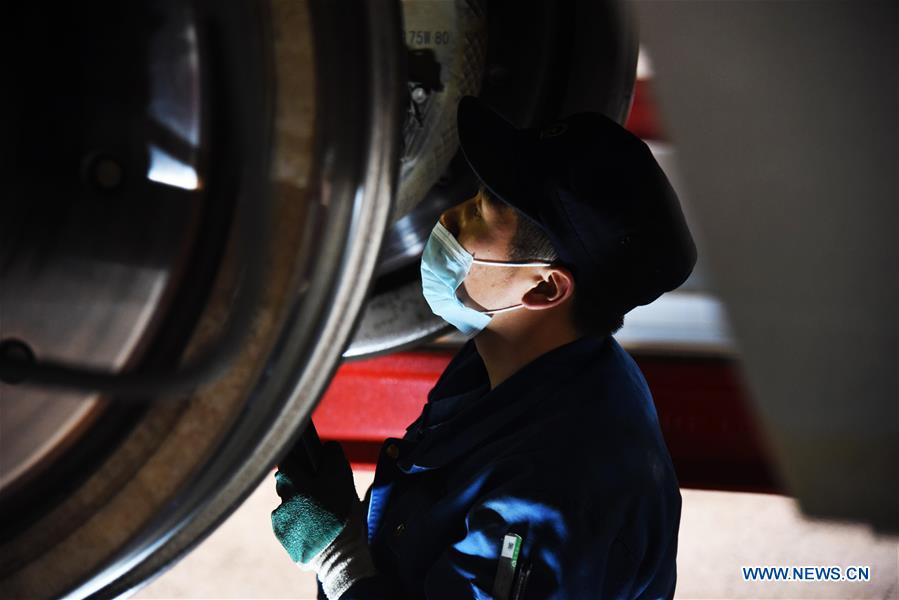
439 204 462 237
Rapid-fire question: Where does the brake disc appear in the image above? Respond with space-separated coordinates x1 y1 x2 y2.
393 0 487 222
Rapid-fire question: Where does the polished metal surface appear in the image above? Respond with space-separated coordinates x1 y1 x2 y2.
0 0 403 597
70 0 402 594
0 1 258 396
0 0 204 497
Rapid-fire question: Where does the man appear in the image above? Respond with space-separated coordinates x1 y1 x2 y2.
272 96 696 599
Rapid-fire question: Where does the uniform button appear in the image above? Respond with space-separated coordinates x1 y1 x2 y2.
394 522 406 537
385 444 400 459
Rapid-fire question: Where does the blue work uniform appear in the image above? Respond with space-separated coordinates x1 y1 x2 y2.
335 335 681 599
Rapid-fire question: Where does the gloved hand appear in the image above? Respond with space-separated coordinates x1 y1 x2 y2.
271 440 377 599
272 441 356 564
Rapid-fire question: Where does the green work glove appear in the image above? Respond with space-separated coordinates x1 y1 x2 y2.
271 441 378 598
271 441 356 564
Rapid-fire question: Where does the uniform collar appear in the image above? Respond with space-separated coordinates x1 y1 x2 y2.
398 335 609 473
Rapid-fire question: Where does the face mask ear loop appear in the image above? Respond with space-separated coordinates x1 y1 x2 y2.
482 303 526 315
467 259 552 315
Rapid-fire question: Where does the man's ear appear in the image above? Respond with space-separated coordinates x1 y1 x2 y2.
521 266 575 309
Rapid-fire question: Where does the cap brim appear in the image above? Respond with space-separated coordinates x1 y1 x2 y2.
457 97 539 214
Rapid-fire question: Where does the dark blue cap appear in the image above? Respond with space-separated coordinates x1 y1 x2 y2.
457 96 697 316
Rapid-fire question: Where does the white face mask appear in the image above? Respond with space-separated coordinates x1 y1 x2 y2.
420 221 553 336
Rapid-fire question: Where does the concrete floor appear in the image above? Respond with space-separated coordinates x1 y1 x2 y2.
135 470 898 599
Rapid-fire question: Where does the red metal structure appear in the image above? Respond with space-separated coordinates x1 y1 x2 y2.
313 349 781 494
624 79 666 141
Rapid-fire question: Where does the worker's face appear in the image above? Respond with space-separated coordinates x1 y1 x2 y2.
439 189 543 312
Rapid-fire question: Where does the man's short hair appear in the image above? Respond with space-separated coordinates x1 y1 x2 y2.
481 187 625 338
